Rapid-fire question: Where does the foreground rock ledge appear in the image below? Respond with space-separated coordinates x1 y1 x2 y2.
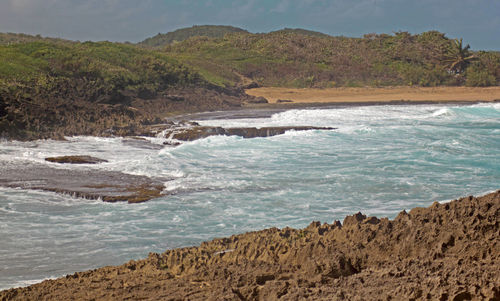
1 191 499 300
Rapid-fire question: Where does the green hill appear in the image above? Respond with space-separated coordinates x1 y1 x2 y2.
0 40 201 103
0 39 246 140
139 25 248 47
270 28 331 38
0 32 71 45
164 30 500 88
1 28 499 140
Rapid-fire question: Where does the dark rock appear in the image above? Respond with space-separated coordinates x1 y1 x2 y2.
45 155 108 164
170 126 335 141
363 216 380 225
256 274 275 285
276 99 294 103
247 96 268 104
343 212 367 226
163 141 182 147
242 82 259 89
0 162 165 203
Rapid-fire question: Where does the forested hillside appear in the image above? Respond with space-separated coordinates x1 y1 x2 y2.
163 30 500 88
1 27 499 139
0 37 247 140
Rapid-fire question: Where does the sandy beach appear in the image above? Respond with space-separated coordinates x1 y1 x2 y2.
246 86 500 104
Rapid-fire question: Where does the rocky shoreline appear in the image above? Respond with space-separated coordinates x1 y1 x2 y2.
1 190 498 300
0 124 335 203
156 122 335 142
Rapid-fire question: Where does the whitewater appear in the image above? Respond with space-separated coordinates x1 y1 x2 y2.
1 103 499 290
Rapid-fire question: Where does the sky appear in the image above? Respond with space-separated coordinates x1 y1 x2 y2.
1 0 499 50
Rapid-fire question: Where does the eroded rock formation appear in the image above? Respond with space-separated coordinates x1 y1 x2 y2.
45 155 108 164
2 191 499 300
0 163 165 203
163 126 335 141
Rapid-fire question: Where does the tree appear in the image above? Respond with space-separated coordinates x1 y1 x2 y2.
444 38 478 74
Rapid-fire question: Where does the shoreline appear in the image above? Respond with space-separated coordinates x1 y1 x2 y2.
245 86 500 104
2 190 498 299
173 99 499 122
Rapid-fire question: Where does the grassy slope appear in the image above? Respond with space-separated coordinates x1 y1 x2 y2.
0 38 212 139
164 30 500 88
0 40 201 97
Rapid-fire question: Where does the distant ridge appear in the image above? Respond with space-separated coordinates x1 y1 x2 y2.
139 25 248 47
270 27 331 38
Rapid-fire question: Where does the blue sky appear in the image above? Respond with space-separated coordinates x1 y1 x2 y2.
1 0 499 50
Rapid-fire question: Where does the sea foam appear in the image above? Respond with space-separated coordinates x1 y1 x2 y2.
0 103 499 290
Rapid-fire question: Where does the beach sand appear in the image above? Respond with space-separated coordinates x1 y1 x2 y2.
246 86 500 104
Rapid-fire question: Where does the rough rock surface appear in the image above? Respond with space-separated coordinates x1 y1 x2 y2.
1 191 499 300
0 162 165 203
165 126 335 141
45 155 108 164
0 85 258 141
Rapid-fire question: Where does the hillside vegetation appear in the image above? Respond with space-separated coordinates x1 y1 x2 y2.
140 25 248 47
164 30 500 88
270 28 332 38
0 37 246 140
1 27 499 139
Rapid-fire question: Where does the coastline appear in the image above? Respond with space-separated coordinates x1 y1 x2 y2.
1 98 497 203
245 86 500 104
2 190 498 300
0 86 497 299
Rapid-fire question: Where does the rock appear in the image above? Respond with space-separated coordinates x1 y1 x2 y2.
0 162 165 203
169 126 336 141
1 191 499 299
45 155 108 164
163 141 181 147
242 82 259 89
276 99 294 103
343 212 367 226
246 96 269 104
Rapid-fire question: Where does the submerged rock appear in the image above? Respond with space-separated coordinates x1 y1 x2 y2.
45 155 108 164
0 162 165 203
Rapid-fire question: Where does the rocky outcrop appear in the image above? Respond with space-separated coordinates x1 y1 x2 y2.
2 191 498 300
0 85 257 141
166 126 335 141
277 99 294 103
246 96 269 104
45 155 108 164
0 163 165 203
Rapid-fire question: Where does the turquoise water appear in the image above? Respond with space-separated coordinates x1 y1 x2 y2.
0 103 499 289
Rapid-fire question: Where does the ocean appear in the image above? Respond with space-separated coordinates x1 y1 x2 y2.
0 103 499 290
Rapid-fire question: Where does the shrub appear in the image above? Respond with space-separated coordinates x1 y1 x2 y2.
465 66 496 87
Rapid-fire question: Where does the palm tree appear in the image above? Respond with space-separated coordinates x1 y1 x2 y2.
444 38 478 74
